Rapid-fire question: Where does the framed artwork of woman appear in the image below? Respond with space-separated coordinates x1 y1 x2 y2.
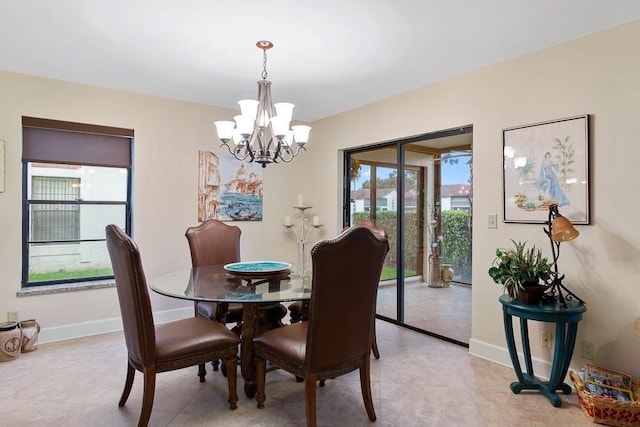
502 115 590 224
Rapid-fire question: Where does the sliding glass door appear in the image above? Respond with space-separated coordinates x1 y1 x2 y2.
344 126 472 345
349 146 399 322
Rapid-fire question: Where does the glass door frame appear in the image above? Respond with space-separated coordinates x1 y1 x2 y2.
343 125 472 347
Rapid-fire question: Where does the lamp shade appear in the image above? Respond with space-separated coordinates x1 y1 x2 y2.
214 121 235 140
292 125 311 144
551 216 579 242
234 115 253 136
270 116 289 138
274 102 294 123
238 99 259 121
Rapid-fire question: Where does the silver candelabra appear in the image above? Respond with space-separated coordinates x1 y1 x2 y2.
283 205 322 278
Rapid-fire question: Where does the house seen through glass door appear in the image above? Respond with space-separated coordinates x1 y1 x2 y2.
345 127 472 346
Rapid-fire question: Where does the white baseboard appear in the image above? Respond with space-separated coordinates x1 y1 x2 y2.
469 338 527 368
469 338 580 386
38 307 193 344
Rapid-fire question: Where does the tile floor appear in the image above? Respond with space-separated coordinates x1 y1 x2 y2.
377 281 472 344
0 320 592 426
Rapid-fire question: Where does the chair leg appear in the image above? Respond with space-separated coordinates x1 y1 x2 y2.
119 362 135 407
255 356 267 409
224 357 238 410
371 325 380 359
212 359 220 371
359 358 376 422
198 363 207 382
139 365 157 427
304 373 318 427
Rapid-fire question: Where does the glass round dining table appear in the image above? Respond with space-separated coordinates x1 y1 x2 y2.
149 263 311 397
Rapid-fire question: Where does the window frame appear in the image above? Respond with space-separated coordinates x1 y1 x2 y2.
21 117 134 288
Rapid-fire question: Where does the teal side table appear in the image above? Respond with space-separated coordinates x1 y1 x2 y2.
499 295 586 407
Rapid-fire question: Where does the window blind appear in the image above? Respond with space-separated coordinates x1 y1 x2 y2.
22 116 133 168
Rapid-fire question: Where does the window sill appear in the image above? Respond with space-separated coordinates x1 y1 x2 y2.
16 280 116 297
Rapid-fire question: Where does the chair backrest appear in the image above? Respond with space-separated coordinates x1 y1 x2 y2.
185 219 241 267
305 226 389 370
105 224 156 367
354 219 388 241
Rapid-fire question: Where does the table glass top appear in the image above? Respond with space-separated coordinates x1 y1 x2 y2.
149 264 311 304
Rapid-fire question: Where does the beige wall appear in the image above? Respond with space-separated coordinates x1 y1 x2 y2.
0 71 307 338
1 20 639 376
307 20 640 377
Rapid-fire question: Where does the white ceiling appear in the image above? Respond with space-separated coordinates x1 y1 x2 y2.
2 1 640 122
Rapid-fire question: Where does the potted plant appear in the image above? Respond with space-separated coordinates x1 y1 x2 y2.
488 239 552 304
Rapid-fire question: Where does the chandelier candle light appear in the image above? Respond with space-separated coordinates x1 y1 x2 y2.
214 41 311 168
283 194 322 278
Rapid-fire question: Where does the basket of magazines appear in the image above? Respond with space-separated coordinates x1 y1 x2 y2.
570 364 640 426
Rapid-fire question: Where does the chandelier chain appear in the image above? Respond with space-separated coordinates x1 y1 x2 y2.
262 48 268 80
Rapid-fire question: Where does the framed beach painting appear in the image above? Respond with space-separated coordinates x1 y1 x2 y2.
198 150 263 221
502 115 590 224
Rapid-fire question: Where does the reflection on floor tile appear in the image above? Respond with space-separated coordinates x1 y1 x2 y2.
378 281 471 343
0 321 590 426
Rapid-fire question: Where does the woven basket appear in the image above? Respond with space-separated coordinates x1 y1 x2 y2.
570 371 640 426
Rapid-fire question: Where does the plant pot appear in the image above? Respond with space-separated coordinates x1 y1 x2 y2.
441 264 454 287
0 322 22 362
515 284 547 304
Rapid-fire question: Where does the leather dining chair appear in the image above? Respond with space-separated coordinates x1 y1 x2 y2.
105 225 240 427
288 219 387 359
185 219 243 376
253 226 389 426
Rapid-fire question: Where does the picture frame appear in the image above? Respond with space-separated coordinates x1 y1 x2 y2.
502 115 590 224
197 150 263 222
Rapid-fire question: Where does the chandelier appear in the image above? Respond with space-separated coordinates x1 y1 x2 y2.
214 41 311 168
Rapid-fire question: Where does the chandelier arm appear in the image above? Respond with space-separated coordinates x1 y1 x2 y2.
245 137 256 162
263 132 275 156
274 144 306 163
220 142 251 162
275 153 293 163
253 130 270 164
272 139 282 160
272 140 291 162
289 144 306 157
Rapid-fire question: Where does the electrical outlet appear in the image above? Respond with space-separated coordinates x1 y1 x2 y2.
541 332 553 349
488 214 498 229
7 311 19 322
581 340 595 361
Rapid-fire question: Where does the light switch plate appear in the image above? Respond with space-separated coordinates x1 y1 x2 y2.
488 214 498 229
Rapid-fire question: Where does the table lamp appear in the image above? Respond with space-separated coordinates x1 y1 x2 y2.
543 204 585 307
